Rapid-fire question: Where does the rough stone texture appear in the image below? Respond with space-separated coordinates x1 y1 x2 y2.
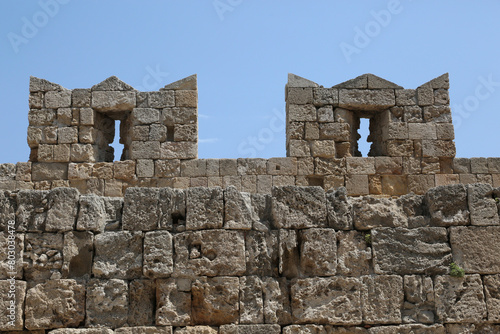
220 324 281 334
0 232 24 279
300 228 337 276
291 277 363 325
186 187 223 230
434 274 487 323
25 279 85 330
326 187 353 230
272 186 327 228
239 276 264 324
245 230 278 277
425 184 470 226
156 278 192 326
224 186 258 229
352 196 407 230
483 274 500 322
122 187 160 231
174 230 245 277
24 232 64 281
362 275 403 324
77 194 107 232
403 275 436 324
450 226 500 273
129 279 156 326
93 231 143 279
174 327 217 334
0 279 26 330
372 227 452 275
115 327 172 334
467 183 499 225
62 231 93 278
192 276 240 325
144 230 173 278
336 231 372 276
86 279 128 328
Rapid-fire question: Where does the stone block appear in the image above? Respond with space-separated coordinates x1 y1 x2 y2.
272 186 327 229
395 89 417 106
425 184 469 226
434 274 487 323
57 127 78 144
362 275 403 324
262 277 292 324
173 230 245 277
148 91 175 108
300 228 337 276
416 87 433 106
267 157 297 175
352 196 406 230
445 324 500 333
23 232 63 280
313 88 338 107
288 104 317 122
450 226 500 273
116 327 172 334
317 105 334 122
114 160 136 179
483 274 500 322
326 187 353 230
144 231 173 278
291 277 363 325
435 173 460 186
372 227 451 274
346 174 369 196
402 275 436 324
257 175 273 194
29 91 44 108
25 279 85 330
72 88 91 107
71 143 96 162
282 325 327 334
62 231 93 279
186 187 223 230
220 324 281 334
91 91 136 112
224 186 257 230
287 87 313 104
29 108 56 126
122 187 160 230
176 90 197 107
45 90 71 108
174 327 217 334
128 280 156 326
279 229 299 278
132 108 161 125
239 276 264 324
408 123 437 140
161 141 197 159
311 140 335 158
162 107 197 125
86 279 128 328
155 159 180 177
452 158 470 173
245 230 278 277
337 231 372 276
130 141 161 159
468 184 499 225
346 157 375 174
137 159 155 178
339 89 395 111
318 122 350 141
156 278 192 326
407 175 435 195
0 279 26 330
289 139 311 157
192 276 239 325
50 329 114 334
381 175 408 196
93 231 143 279
422 105 452 123
79 107 95 125
422 140 455 158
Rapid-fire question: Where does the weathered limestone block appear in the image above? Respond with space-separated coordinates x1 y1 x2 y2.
326 187 353 230
368 324 445 334
103 197 124 228
92 91 136 111
48 329 114 334
291 277 363 325
325 327 368 333
220 324 282 334
337 231 372 276
468 183 499 225
0 232 24 279
425 184 470 226
239 276 264 324
115 327 173 334
192 276 239 325
282 325 327 334
25 279 85 330
122 188 160 230
131 108 161 124
24 232 63 281
129 279 156 326
288 104 317 122
372 227 451 275
300 228 337 276
397 194 430 228
86 279 128 328
402 275 435 324
352 196 407 230
450 226 500 273
93 231 143 279
313 87 338 106
157 188 186 230
434 274 487 323
279 229 299 278
0 279 26 330
245 230 278 277
272 186 327 229
186 187 223 230
362 275 403 324
174 327 217 334
0 190 16 230
445 324 500 334
262 277 292 324
224 186 258 229
62 231 93 278
339 89 395 111
144 230 173 278
483 274 500 322
76 194 106 232
174 230 245 277
156 278 192 326
318 123 350 141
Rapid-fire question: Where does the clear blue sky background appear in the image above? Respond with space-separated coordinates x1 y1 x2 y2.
1 0 500 163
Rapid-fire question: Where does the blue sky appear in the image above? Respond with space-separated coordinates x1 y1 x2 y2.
1 0 500 163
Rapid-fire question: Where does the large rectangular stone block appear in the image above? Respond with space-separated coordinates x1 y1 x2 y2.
86 279 128 328
186 187 223 230
122 188 160 230
144 231 173 278
92 91 136 112
156 278 192 326
372 227 452 275
300 228 337 276
62 231 93 279
467 183 499 226
425 184 470 226
192 276 239 325
339 89 395 111
362 275 403 324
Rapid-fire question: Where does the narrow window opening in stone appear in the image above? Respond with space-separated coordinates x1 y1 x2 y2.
166 125 175 142
358 117 371 157
110 120 125 162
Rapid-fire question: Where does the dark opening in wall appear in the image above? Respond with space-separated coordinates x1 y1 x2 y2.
358 118 371 157
94 110 132 162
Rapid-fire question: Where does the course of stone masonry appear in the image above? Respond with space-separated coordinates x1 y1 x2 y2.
0 73 500 333
0 73 499 196
1 184 500 333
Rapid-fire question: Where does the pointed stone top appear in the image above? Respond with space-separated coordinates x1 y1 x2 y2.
91 76 135 91
287 73 319 88
333 74 402 89
418 73 449 89
161 74 197 91
29 76 66 92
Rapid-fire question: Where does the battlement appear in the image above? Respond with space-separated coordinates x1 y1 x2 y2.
0 73 498 196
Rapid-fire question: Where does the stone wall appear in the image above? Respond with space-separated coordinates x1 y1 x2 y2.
1 184 500 333
1 73 498 197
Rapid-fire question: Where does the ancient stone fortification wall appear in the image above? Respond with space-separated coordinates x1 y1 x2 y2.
1 184 500 333
1 73 498 197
